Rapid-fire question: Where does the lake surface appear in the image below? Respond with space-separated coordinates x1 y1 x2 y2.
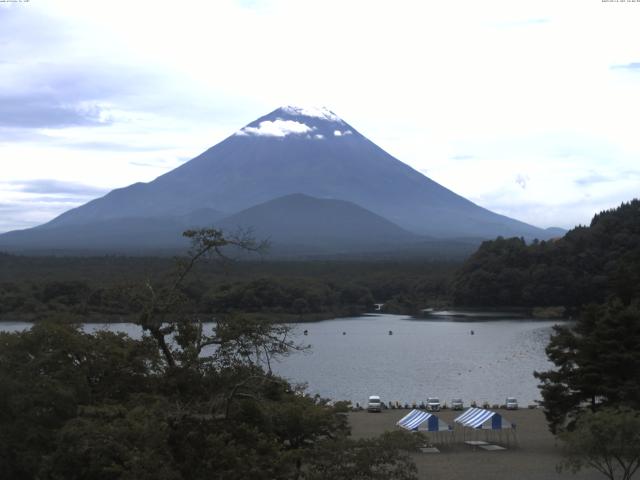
0 314 559 407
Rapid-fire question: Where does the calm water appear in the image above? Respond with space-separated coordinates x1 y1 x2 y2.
0 314 559 406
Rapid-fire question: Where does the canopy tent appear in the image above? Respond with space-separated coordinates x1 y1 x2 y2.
454 407 513 430
397 409 453 443
454 407 517 445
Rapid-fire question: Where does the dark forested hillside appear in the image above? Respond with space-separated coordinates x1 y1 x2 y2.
451 200 640 309
0 254 456 321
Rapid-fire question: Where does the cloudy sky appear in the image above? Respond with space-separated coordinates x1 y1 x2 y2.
1 0 639 233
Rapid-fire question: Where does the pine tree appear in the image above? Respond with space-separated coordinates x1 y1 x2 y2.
535 302 640 433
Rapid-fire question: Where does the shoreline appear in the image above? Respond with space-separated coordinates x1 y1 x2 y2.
0 309 571 324
348 408 602 480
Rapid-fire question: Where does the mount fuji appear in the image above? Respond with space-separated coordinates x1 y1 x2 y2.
0 106 561 255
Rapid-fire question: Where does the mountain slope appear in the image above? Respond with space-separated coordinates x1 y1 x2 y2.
0 209 224 253
33 106 555 239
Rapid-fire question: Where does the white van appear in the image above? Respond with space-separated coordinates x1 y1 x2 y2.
367 395 382 412
506 397 518 410
426 397 441 412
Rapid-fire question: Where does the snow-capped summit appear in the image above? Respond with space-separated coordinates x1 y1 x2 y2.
235 105 352 139
279 105 343 122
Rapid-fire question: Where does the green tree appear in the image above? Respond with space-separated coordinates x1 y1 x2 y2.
45 401 181 480
0 323 160 480
535 302 640 433
302 430 425 480
558 407 640 480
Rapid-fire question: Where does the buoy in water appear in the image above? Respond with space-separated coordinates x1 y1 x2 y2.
342 332 346 335
470 330 475 335
303 329 308 336
388 330 393 335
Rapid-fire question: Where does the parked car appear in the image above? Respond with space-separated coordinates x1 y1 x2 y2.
451 398 464 410
426 397 441 412
506 397 518 410
367 395 382 412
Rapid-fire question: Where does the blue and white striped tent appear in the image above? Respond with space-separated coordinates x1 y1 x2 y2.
454 407 514 430
397 409 451 432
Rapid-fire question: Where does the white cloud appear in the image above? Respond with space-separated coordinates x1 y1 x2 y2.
515 174 529 189
314 134 324 139
333 129 353 137
236 119 313 137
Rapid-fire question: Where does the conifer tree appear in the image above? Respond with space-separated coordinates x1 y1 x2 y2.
535 302 640 433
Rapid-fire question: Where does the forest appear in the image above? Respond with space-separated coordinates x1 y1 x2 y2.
0 253 455 322
451 200 640 311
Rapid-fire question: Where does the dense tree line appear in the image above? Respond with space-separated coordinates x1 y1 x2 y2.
451 200 640 309
0 255 457 321
0 277 375 321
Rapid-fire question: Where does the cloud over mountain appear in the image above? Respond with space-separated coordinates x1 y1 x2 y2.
237 119 314 137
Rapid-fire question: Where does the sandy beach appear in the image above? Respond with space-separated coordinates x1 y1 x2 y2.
348 408 603 480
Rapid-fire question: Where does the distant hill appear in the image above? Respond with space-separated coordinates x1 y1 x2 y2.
0 105 562 254
451 199 640 309
217 194 421 254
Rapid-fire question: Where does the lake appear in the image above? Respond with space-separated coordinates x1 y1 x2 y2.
0 314 559 407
